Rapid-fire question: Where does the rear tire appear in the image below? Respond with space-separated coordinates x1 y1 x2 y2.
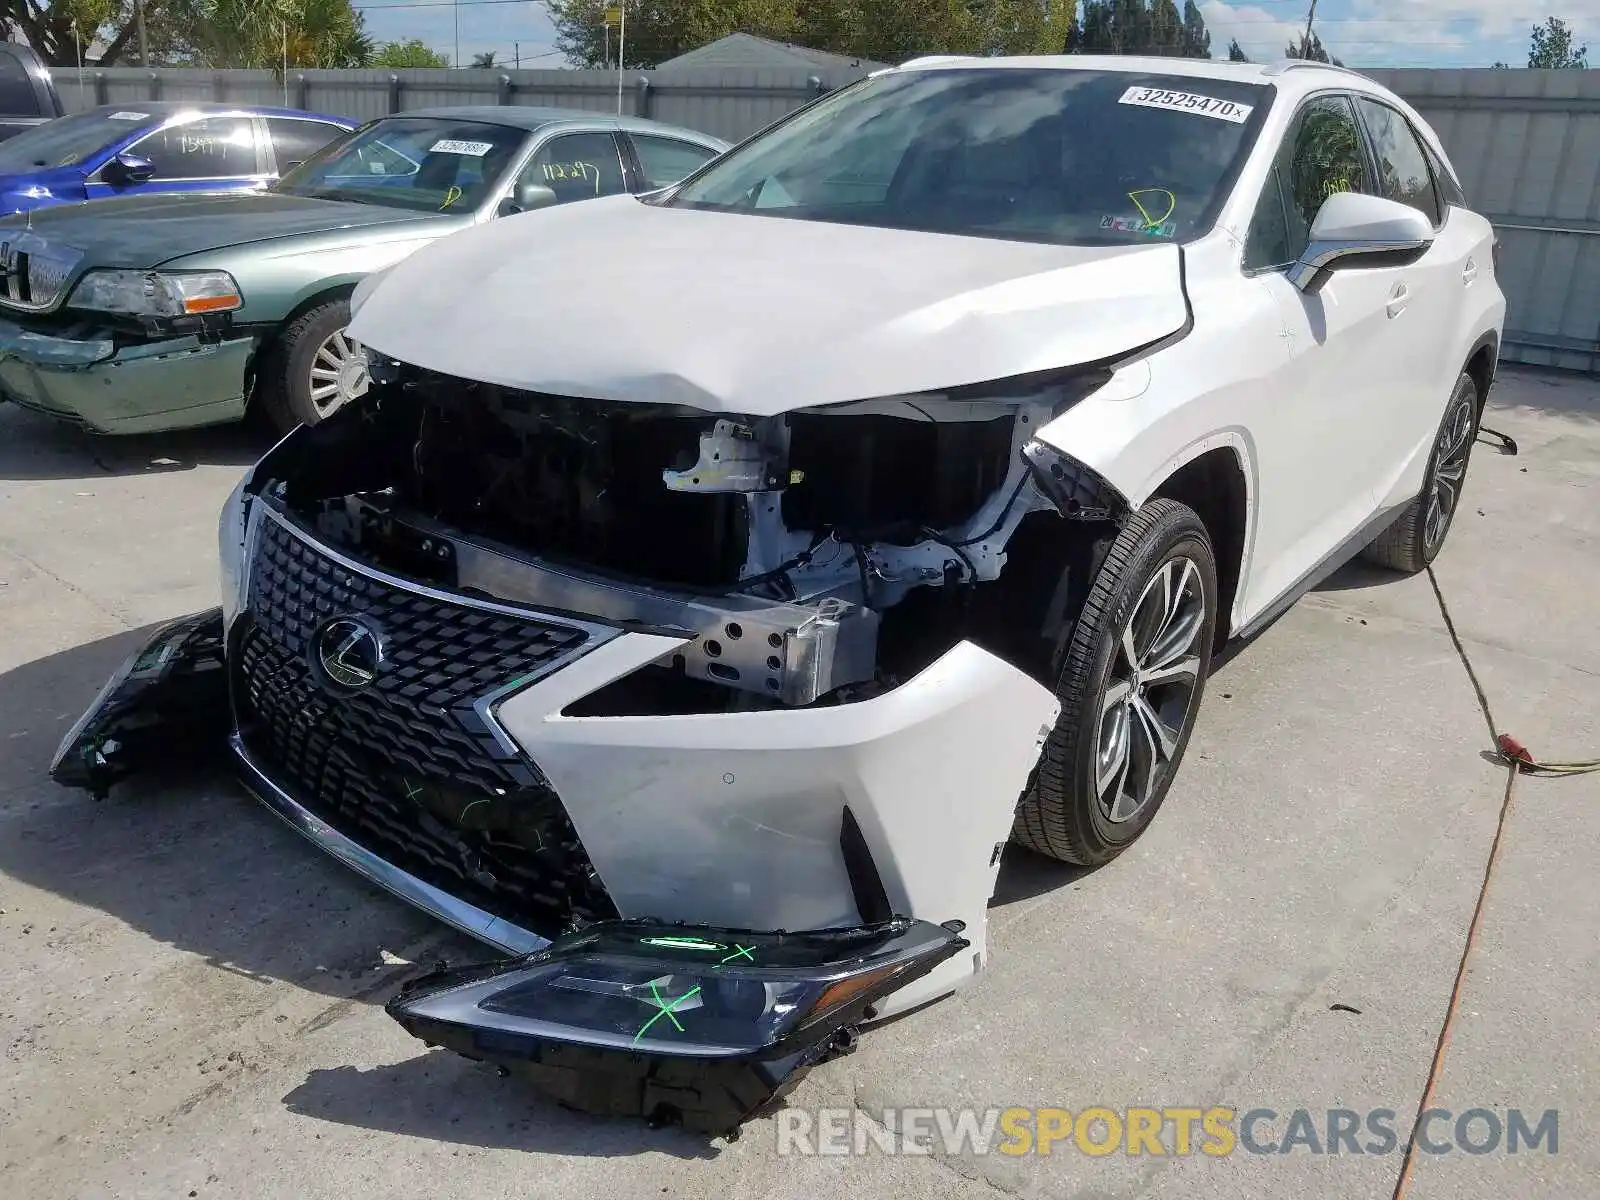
1361 372 1479 574
258 299 369 433
1013 498 1218 867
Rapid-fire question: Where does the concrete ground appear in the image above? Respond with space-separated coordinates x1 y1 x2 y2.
0 367 1594 1200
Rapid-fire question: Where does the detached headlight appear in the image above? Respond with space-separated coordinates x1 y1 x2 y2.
218 477 251 629
387 917 968 1134
68 269 242 317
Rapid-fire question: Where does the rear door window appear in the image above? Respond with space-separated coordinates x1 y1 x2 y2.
629 134 718 190
266 118 348 173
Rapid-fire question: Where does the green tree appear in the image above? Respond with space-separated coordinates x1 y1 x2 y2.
1286 29 1342 67
1070 0 1209 56
375 38 449 68
548 0 1073 69
4 0 375 68
1527 16 1586 67
1181 0 1210 57
470 50 498 67
1227 37 1248 62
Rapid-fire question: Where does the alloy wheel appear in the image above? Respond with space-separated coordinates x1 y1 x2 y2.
1423 388 1475 553
308 327 370 417
1095 556 1207 824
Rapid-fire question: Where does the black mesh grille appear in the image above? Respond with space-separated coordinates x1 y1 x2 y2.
232 510 617 938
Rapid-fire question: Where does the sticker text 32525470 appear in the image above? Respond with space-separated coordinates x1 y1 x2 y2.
1118 86 1254 124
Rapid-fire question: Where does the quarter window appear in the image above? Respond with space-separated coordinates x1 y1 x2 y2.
520 132 627 204
630 134 717 190
129 116 258 180
1355 98 1441 226
1244 94 1370 270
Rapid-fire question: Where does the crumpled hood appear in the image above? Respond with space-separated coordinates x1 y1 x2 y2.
348 196 1190 415
0 191 444 268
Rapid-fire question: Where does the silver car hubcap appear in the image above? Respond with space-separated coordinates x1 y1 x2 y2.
1424 391 1474 551
1096 556 1206 824
308 328 369 416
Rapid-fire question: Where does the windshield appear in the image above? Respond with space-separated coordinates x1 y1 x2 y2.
275 117 529 211
669 68 1270 246
0 108 156 171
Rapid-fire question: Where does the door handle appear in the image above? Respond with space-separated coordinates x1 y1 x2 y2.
1463 258 1478 285
1386 282 1409 319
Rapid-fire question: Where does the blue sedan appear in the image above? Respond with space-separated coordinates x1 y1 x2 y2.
0 102 357 214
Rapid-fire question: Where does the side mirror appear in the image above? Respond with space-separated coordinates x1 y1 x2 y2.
1288 192 1434 293
497 181 559 217
106 152 156 185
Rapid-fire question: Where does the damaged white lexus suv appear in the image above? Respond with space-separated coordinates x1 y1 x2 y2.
54 55 1505 1133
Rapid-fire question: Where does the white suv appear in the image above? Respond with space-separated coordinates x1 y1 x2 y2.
55 55 1505 1131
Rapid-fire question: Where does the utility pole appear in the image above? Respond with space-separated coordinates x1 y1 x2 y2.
135 0 150 66
1300 0 1318 57
514 41 520 68
616 1 626 113
454 0 460 68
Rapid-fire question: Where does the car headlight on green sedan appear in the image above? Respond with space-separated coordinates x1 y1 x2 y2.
67 269 243 318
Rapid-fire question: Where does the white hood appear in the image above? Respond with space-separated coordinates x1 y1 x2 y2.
348 195 1190 416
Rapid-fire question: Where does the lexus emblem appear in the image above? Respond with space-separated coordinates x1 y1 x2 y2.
315 617 384 690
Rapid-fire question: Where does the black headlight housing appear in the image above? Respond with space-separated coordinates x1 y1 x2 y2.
387 916 967 1135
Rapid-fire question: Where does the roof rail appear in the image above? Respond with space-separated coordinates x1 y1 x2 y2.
1261 58 1371 81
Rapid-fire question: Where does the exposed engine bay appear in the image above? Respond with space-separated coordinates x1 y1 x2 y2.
254 357 1129 714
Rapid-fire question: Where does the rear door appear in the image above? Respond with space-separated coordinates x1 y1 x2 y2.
1350 95 1475 509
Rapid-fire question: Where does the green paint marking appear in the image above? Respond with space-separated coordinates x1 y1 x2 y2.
633 982 701 1044
718 944 756 966
640 936 724 953
402 779 424 803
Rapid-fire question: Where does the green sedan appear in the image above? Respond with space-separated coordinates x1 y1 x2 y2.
0 106 727 434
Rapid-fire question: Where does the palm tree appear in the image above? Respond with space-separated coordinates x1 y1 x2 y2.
471 50 498 68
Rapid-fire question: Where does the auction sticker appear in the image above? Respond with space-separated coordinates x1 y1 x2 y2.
1119 86 1253 124
108 111 150 121
429 139 494 156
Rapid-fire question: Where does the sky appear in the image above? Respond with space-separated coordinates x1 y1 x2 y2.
358 1 1600 69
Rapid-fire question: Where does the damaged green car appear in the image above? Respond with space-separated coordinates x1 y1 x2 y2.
0 106 725 435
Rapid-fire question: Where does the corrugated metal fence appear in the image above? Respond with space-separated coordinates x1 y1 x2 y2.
1365 68 1600 374
57 63 1600 373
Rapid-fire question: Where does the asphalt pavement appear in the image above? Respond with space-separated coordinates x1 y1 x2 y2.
1 367 1594 1199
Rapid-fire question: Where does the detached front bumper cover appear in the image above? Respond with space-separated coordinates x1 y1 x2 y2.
387 916 969 1135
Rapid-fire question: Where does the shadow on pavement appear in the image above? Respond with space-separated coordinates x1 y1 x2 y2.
0 402 272 482
282 1057 724 1159
0 626 472 1002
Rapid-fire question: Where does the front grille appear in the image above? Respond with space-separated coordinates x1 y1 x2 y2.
0 234 79 311
233 508 618 938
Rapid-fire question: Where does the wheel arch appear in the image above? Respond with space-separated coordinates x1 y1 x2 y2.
1141 437 1255 650
245 281 360 409
1463 330 1499 413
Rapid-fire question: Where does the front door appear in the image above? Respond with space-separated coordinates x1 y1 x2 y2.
1240 92 1421 613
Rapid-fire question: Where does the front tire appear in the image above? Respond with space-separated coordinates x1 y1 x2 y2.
258 299 370 433
1013 498 1218 867
1360 371 1480 574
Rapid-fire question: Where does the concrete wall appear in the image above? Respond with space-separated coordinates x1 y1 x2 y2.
56 63 1600 373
